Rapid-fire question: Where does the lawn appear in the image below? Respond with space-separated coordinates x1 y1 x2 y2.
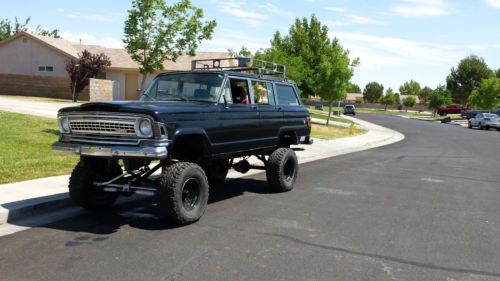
308 105 433 117
310 123 366 140
0 111 78 184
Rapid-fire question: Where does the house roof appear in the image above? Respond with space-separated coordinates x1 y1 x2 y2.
0 31 229 71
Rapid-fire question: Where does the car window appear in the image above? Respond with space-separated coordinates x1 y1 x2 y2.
229 78 251 104
252 80 276 105
218 79 233 104
142 73 224 102
276 84 299 105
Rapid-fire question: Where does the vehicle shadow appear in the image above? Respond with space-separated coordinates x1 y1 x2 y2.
31 177 271 235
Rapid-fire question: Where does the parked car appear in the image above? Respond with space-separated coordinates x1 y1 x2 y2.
461 109 490 120
52 58 312 225
437 104 470 116
344 104 356 116
468 113 500 130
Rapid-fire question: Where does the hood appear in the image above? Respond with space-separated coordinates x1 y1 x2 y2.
59 100 216 117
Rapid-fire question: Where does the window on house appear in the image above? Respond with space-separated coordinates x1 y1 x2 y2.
38 65 54 72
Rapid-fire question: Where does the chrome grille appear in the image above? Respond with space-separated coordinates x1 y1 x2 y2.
69 119 136 136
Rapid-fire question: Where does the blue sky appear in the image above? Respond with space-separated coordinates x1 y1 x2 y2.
2 0 500 92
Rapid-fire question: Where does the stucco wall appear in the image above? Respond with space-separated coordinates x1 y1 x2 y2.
0 35 70 78
106 71 126 100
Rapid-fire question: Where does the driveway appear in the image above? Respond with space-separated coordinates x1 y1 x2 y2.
0 114 499 280
0 96 75 118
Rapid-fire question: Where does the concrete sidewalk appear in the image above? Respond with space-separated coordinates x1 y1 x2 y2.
0 116 404 229
0 96 73 119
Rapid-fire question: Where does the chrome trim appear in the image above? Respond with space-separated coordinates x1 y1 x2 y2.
52 142 168 159
69 118 137 136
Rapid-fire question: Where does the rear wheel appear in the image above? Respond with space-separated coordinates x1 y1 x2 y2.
266 148 298 192
69 159 122 210
157 162 209 225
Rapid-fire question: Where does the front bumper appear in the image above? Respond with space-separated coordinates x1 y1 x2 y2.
52 142 168 159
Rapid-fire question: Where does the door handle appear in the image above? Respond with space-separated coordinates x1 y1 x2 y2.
251 105 257 109
276 106 283 110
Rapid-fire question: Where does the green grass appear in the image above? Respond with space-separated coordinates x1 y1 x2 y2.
309 112 352 124
0 111 78 184
0 95 83 103
308 105 432 117
311 123 367 140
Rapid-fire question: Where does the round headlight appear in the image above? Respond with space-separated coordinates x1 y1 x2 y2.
138 119 152 137
59 116 70 133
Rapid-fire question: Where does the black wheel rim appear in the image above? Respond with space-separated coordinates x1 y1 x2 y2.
283 158 296 182
182 178 200 211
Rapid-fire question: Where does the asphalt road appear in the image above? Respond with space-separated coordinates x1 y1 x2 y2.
1 114 500 281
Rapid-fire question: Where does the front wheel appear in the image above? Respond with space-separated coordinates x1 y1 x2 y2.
266 148 298 192
158 162 209 225
69 159 122 210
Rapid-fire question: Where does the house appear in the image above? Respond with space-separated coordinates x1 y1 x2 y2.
345 93 364 103
0 31 228 100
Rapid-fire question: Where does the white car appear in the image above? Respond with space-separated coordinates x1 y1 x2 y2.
468 113 500 131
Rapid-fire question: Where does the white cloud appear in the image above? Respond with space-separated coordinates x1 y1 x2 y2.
327 6 386 26
331 32 465 69
484 0 500 8
64 12 112 22
200 29 270 53
61 31 124 48
392 0 450 17
255 3 294 18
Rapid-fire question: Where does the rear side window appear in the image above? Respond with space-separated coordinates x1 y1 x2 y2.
252 80 276 105
276 84 299 105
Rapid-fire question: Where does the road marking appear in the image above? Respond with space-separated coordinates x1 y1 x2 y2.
314 187 356 196
421 178 445 183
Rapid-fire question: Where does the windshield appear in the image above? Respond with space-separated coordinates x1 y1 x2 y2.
140 73 224 103
484 114 498 119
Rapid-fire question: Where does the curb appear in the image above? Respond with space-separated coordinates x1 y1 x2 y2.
0 193 71 224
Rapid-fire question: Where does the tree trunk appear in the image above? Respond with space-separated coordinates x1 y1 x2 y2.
139 73 148 94
72 79 77 102
384 104 388 111
326 101 333 126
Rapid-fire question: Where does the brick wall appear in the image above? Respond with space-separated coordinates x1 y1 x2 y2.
89 78 115 102
0 73 89 100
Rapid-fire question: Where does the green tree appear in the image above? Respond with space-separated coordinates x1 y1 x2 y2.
399 79 421 96
379 88 396 111
347 82 361 93
419 86 433 105
228 46 252 58
65 50 111 102
255 15 331 97
428 85 452 116
0 16 60 41
446 55 494 105
363 82 384 103
402 95 416 112
468 77 500 110
316 39 359 125
496 69 500 78
124 0 216 92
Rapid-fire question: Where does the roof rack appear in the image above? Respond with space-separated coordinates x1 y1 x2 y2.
191 57 286 78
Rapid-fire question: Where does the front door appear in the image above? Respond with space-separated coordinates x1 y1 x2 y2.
212 78 260 154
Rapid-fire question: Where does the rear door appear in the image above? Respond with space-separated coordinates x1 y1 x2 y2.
251 79 281 147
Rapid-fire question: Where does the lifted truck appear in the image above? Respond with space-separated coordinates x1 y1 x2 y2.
52 58 312 225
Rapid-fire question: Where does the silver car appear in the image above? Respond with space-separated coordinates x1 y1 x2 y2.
468 113 500 131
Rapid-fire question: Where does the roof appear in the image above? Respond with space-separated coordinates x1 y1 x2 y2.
0 31 229 71
345 93 364 101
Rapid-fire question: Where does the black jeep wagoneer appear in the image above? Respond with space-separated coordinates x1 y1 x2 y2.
53 58 312 225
